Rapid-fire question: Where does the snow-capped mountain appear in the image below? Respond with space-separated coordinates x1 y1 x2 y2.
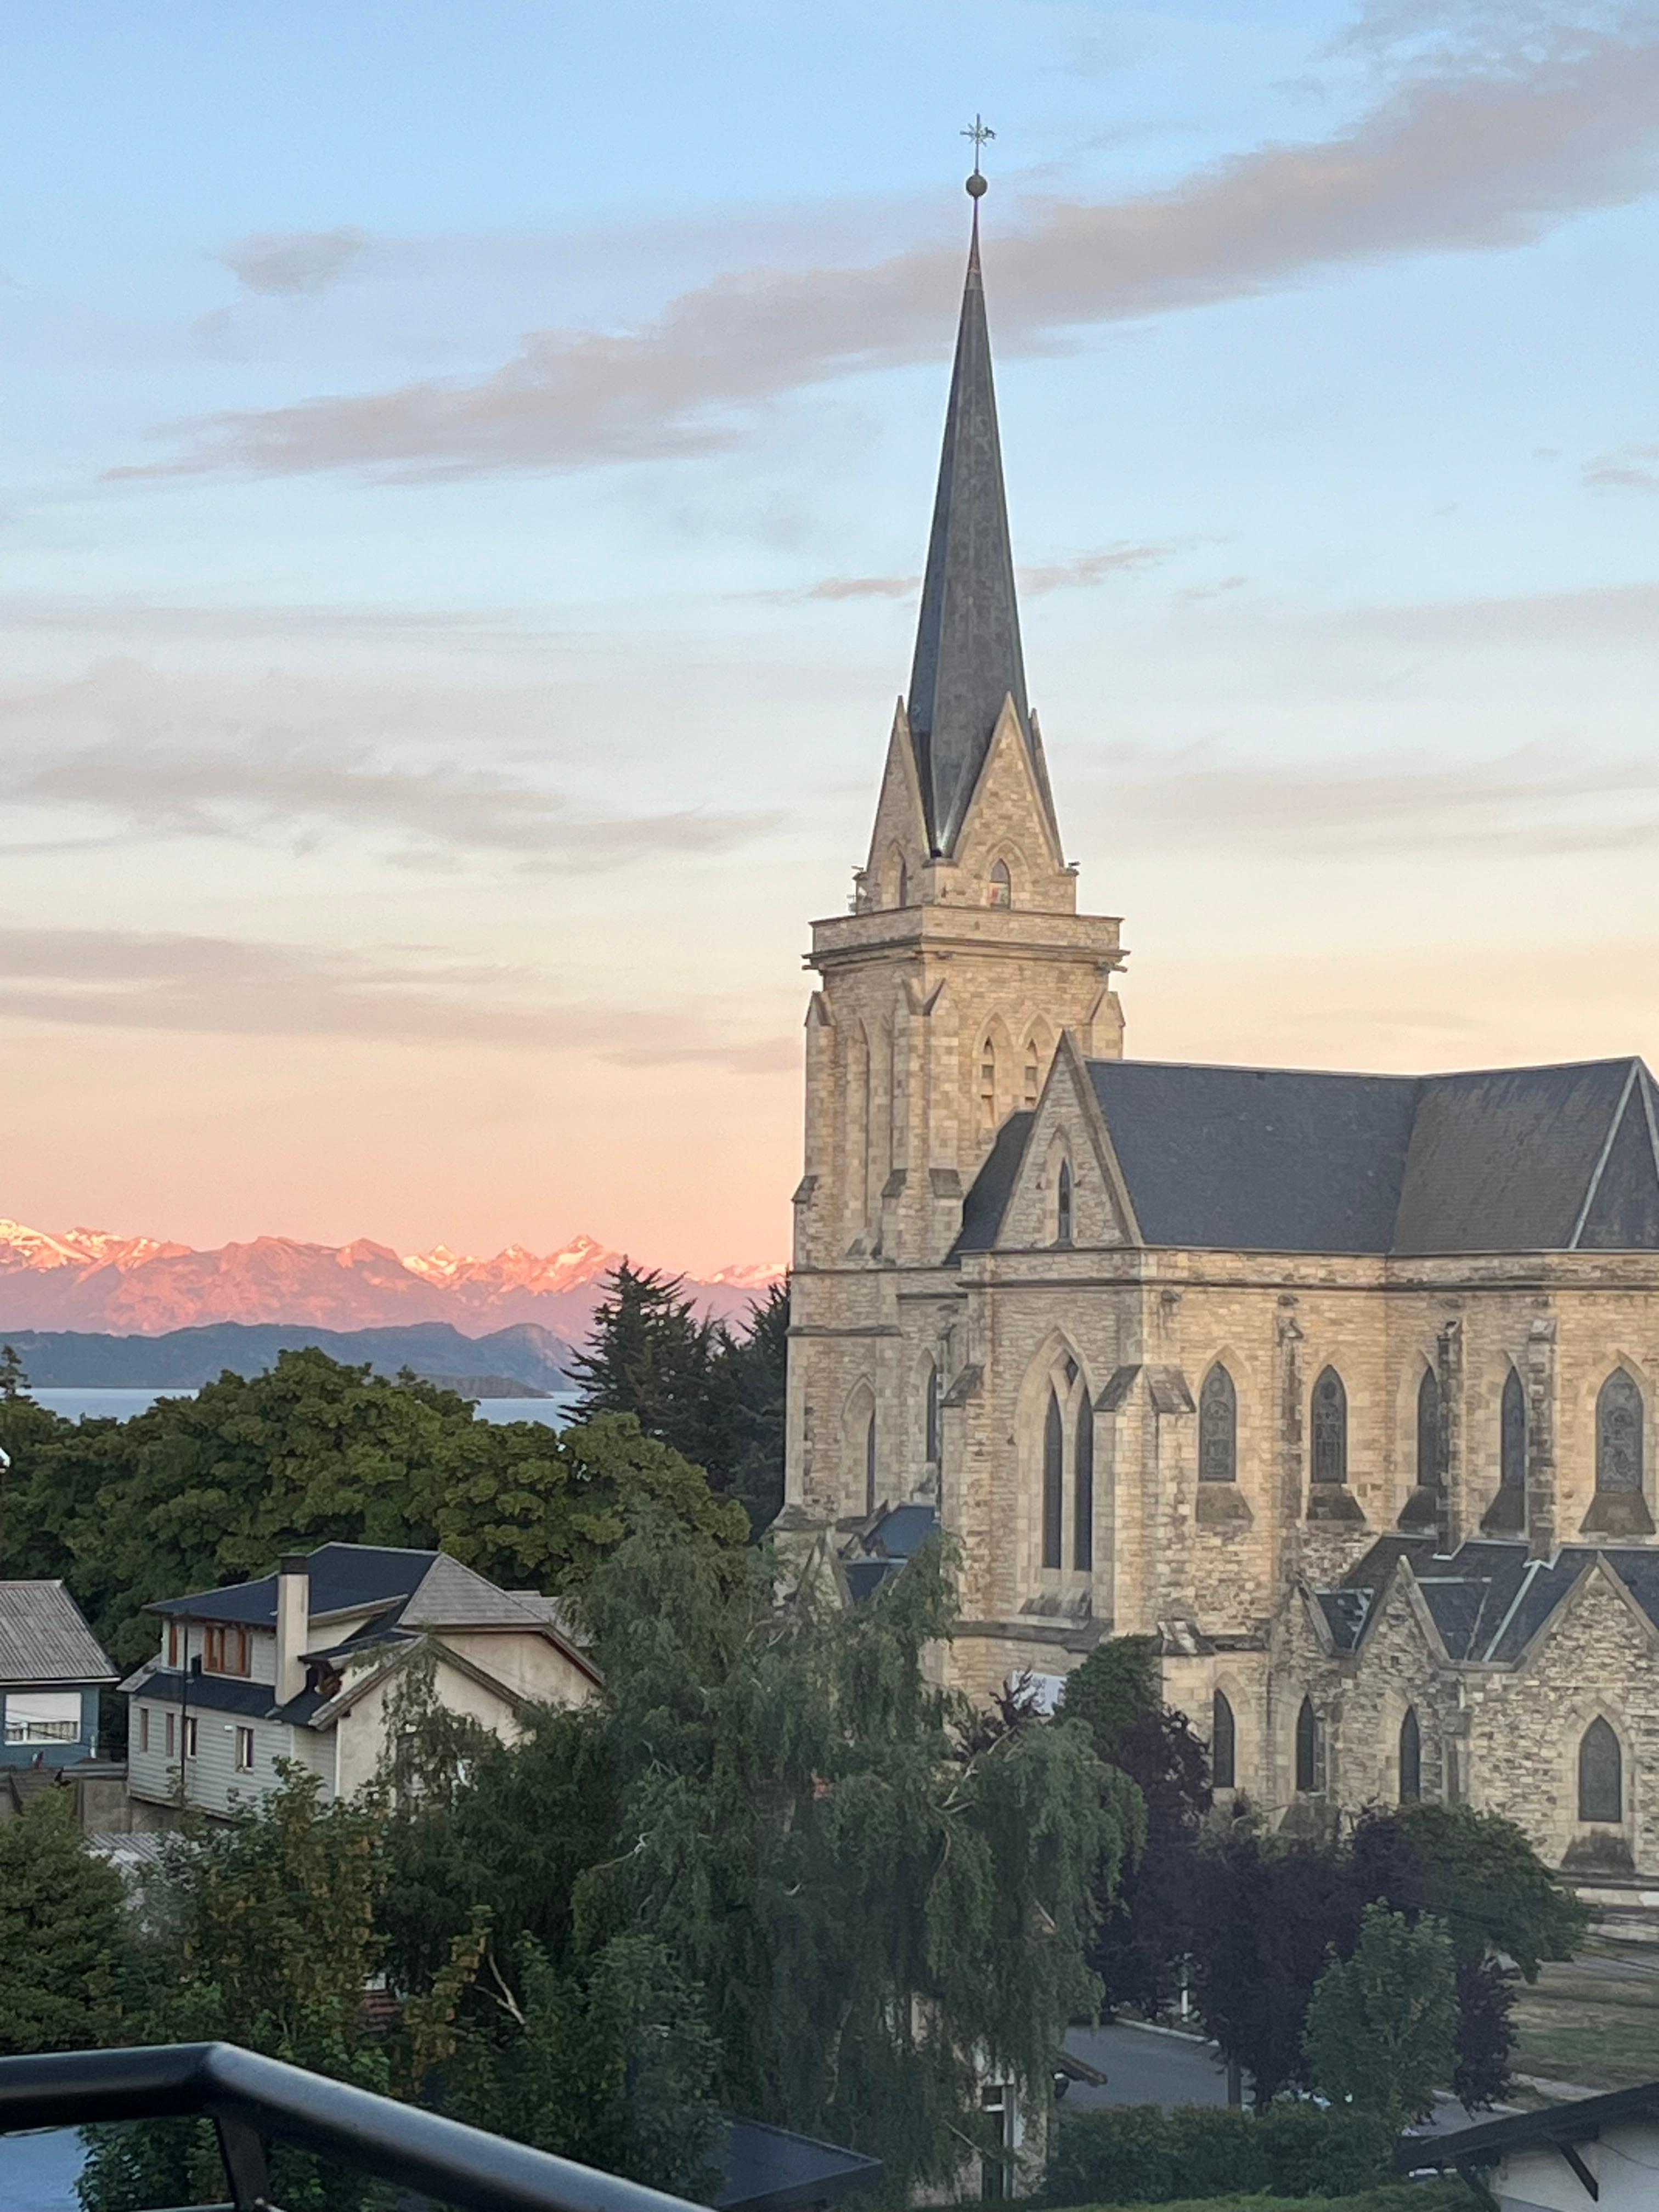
0 1218 781 1336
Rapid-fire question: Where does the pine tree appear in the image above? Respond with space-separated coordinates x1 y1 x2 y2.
703 1281 789 1532
566 1262 715 1466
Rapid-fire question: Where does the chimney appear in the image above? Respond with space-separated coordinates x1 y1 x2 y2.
275 1554 309 1705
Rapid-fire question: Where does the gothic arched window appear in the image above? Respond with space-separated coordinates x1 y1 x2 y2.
1579 1717 1623 1824
1597 1370 1644 1494
1311 1368 1348 1486
989 859 1012 908
896 859 909 909
1042 1390 1064 1569
1024 1042 1040 1110
1502 1367 1526 1494
1212 1690 1236 1790
1295 1697 1323 1795
1074 1396 1094 1571
865 1411 877 1517
1400 1708 1422 1803
1056 1161 1074 1246
926 1363 941 1467
979 1037 997 1139
1199 1364 1238 1483
1417 1366 1443 1491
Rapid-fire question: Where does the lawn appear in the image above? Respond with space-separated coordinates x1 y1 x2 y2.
1509 1937 1659 2094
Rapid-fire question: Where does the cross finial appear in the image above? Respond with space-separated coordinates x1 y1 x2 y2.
962 114 994 197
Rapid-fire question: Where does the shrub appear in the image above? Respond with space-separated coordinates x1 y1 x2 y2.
1252 2106 1397 2199
1045 2103 1396 2205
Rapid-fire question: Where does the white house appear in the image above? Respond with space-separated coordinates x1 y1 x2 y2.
1412 2081 1659 2212
122 1543 601 1816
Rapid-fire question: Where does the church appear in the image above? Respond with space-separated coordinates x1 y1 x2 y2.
781 177 1659 1897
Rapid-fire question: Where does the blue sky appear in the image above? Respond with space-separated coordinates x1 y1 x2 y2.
2 1 1658 1266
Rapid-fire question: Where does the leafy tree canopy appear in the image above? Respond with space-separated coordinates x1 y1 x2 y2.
1302 1904 1459 2126
0 1792 127 2056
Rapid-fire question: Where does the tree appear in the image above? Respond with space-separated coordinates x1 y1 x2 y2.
0 1792 127 2055
1302 1903 1458 2126
704 1282 789 1532
1058 1638 1210 2018
566 1262 715 1465
1393 1801 1588 1979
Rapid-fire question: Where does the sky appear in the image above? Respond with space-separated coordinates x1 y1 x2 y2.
3 0 1659 1272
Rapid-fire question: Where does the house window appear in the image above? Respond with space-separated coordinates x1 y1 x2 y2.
204 1624 250 1677
1199 1364 1238 1482
1211 1690 1236 1790
1056 1161 1074 1245
1502 1367 1526 1489
1417 1367 1443 1490
167 1620 180 1667
139 1706 150 1754
1596 1370 1644 1494
989 860 1011 908
183 1716 199 1760
926 1363 941 1466
1579 1718 1623 1824
1074 1397 1094 1571
1311 1368 1348 1485
235 1726 255 1774
4 1690 81 1745
165 1711 176 1758
1042 1390 1064 1569
865 1411 877 1517
1295 1697 1324 1795
1400 1708 1422 1803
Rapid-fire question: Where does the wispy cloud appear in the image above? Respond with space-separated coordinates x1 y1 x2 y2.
780 541 1185 604
217 227 369 297
1346 580 1659 643
0 665 775 870
1582 443 1659 492
0 921 793 1070
110 20 1659 483
1101 739 1659 859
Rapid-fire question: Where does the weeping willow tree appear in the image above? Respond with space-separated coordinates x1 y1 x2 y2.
390 1521 1139 2202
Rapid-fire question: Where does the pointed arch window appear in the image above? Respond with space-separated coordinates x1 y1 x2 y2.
1074 1396 1094 1571
1311 1368 1348 1486
979 1037 997 1139
1579 1717 1623 1823
896 859 909 908
926 1362 941 1467
1023 1042 1040 1110
989 859 1011 908
1042 1390 1064 1570
865 1410 877 1517
1211 1690 1236 1790
1501 1367 1526 1495
1199 1364 1238 1483
1417 1367 1443 1491
1295 1697 1324 1795
1400 1707 1422 1803
1056 1161 1074 1246
1596 1369 1644 1494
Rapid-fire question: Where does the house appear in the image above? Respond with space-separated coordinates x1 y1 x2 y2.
1405 2079 1659 2211
122 1543 601 1816
0 1581 116 1791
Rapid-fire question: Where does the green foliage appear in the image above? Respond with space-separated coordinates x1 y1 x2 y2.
1029 2189 1465 2212
1043 2104 1397 2206
1393 1803 1589 1979
1302 1905 1458 2126
705 1281 789 1531
1058 1637 1163 1765
0 1792 127 2055
0 1352 744 1668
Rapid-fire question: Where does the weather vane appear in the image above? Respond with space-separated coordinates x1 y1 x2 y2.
962 114 994 198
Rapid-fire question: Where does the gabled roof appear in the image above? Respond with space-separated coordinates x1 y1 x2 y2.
905 201 1051 858
1403 2078 1659 2174
150 1542 441 1626
0 1581 116 1686
1324 1536 1659 1666
954 1053 1659 1257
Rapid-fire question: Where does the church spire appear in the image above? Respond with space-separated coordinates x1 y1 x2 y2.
906 165 1034 857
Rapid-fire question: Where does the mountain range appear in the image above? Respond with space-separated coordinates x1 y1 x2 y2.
0 1219 780 1340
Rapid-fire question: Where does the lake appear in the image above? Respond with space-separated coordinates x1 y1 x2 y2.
34 1388 578 1427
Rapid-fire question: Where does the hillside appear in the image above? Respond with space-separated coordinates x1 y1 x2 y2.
0 1320 574 1393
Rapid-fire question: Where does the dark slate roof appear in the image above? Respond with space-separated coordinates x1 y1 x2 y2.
1328 1536 1659 1665
132 1667 331 1727
711 2115 882 2212
1316 1589 1370 1651
149 1542 442 1625
0 1581 117 1686
905 207 1052 859
866 1503 940 1560
1401 2079 1659 2174
1006 1054 1659 1256
843 1559 906 1604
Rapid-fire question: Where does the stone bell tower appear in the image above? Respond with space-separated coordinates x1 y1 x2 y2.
789 177 1127 1289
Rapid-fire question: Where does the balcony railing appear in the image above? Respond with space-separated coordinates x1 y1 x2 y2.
0 2041 706 2212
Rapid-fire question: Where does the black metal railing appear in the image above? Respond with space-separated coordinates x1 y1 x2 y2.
0 2041 706 2212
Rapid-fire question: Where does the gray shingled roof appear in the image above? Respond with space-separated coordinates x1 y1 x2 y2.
956 1054 1659 1257
0 1581 116 1686
905 210 1053 859
1328 1536 1659 1665
400 1554 560 1631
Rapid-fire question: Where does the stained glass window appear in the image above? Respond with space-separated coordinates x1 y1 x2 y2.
1597 1370 1644 1494
1074 1397 1094 1571
1042 1390 1064 1569
1212 1690 1236 1790
1199 1364 1237 1482
1579 1717 1622 1823
1312 1368 1347 1485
